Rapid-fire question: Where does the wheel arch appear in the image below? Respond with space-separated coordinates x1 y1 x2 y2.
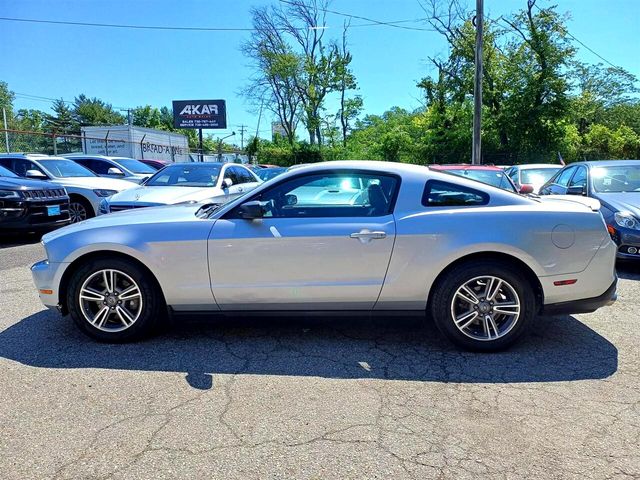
58 250 166 315
68 193 95 217
426 251 544 313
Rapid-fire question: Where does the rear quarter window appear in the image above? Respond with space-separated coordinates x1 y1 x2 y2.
423 180 489 207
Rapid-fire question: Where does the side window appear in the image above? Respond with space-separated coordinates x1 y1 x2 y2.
11 159 46 177
569 166 587 188
555 167 576 187
239 172 399 218
507 168 519 183
223 166 240 186
231 167 252 185
238 167 257 184
90 159 112 174
423 180 489 207
0 158 14 172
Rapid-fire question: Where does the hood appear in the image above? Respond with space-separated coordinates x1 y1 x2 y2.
537 195 601 212
42 203 205 242
108 185 225 204
51 176 137 191
595 192 640 218
0 176 60 190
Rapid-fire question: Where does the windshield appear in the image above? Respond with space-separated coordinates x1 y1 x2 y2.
0 165 18 177
445 169 516 192
256 167 286 181
39 159 97 178
146 163 222 187
591 165 640 193
112 158 156 174
521 168 560 185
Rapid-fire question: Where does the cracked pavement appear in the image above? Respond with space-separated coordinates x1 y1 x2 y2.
0 239 638 479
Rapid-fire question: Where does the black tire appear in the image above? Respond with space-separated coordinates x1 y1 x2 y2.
66 258 164 342
429 260 536 352
69 196 94 223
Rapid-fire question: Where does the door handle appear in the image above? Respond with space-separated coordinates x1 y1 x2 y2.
238 187 244 192
350 230 387 243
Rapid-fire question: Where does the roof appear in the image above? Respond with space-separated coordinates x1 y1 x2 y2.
576 160 640 167
430 164 504 171
510 163 563 170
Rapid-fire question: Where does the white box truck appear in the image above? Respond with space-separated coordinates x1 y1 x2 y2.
81 125 190 163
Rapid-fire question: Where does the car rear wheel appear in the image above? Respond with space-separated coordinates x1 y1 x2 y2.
67 258 163 342
69 196 94 223
430 261 536 352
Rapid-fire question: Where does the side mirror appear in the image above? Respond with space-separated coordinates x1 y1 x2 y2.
284 194 297 206
222 178 233 189
567 185 586 196
107 167 125 176
519 184 534 194
25 169 47 179
236 200 268 219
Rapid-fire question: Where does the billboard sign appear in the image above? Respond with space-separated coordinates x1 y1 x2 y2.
172 99 227 129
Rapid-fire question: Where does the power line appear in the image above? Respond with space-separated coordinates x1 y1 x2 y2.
0 15 431 33
530 3 624 70
278 0 433 31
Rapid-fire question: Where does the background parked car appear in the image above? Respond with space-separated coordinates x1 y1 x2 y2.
63 154 157 184
254 166 287 181
0 164 70 232
430 164 521 193
539 160 640 260
139 159 172 170
99 162 261 214
0 154 136 223
505 164 562 194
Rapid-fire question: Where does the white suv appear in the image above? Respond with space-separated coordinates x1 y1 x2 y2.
0 154 136 223
63 154 157 184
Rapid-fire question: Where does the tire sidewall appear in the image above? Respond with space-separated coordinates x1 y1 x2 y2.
67 258 161 342
430 261 536 352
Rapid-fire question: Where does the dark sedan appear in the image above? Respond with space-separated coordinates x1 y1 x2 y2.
0 165 70 232
539 160 640 260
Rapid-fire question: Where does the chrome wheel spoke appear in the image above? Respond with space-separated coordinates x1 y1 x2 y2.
92 306 111 328
486 278 503 301
455 310 478 330
115 306 134 326
493 303 520 315
103 270 115 294
118 284 141 301
80 287 104 302
456 286 479 305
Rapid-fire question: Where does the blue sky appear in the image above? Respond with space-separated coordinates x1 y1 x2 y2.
2 0 639 143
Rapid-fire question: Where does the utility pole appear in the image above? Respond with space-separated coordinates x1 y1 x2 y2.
238 125 247 150
2 108 9 153
472 0 483 165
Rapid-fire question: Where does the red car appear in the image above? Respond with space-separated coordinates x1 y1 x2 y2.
430 164 528 193
139 159 172 170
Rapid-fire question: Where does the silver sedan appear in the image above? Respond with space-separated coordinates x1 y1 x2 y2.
31 161 617 351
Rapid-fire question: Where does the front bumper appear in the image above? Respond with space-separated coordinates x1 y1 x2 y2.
541 278 617 315
608 224 640 260
31 259 66 310
1 199 70 231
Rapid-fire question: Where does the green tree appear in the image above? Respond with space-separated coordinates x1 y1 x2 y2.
73 94 125 126
45 99 77 134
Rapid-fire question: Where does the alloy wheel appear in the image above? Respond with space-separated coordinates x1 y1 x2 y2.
450 275 521 341
69 202 88 223
78 269 143 332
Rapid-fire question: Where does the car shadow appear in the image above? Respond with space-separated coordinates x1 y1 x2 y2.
0 310 618 389
617 262 640 281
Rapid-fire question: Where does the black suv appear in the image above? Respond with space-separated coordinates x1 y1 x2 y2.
0 164 71 232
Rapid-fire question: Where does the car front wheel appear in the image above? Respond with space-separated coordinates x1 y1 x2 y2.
430 261 536 352
67 258 163 342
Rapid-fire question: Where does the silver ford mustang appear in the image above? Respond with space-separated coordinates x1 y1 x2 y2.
31 161 618 351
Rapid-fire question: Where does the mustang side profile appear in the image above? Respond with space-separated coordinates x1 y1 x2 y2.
32 161 617 351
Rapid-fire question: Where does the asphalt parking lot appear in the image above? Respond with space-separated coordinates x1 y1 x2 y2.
0 236 639 479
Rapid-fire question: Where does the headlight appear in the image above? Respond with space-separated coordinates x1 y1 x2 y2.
98 198 110 215
0 189 21 198
614 212 640 230
93 189 118 198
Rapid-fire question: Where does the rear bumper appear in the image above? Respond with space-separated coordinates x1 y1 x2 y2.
541 278 617 315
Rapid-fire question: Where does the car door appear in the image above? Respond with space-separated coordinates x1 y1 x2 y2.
540 166 576 195
208 170 399 310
